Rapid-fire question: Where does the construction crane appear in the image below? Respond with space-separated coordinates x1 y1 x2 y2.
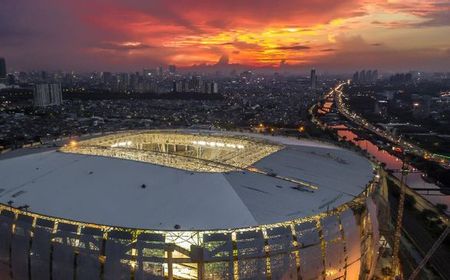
391 160 409 278
408 226 450 280
389 159 441 279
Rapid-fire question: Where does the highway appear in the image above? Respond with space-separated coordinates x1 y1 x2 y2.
333 83 449 168
311 84 450 279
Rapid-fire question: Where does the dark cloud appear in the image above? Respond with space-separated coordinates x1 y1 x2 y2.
321 48 337 52
413 10 450 27
370 20 415 29
374 1 450 28
229 41 263 51
314 35 450 72
275 45 311 50
206 19 232 29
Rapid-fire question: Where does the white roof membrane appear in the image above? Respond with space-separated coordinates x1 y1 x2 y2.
0 133 374 230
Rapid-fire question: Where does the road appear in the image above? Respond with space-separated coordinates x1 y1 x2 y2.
311 84 450 279
333 83 449 167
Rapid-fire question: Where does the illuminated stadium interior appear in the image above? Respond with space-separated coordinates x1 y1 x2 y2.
60 131 282 172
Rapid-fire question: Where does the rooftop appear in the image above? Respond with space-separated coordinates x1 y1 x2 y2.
0 130 375 230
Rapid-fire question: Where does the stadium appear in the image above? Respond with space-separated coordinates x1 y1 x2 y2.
0 130 381 280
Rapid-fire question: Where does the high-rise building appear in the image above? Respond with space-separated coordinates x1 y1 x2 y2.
34 84 63 107
372 70 378 81
374 100 388 115
143 68 154 78
118 73 129 92
366 70 372 83
129 73 139 92
201 81 219 94
172 78 218 94
190 76 202 92
352 71 359 83
169 65 176 74
0 57 6 80
102 72 112 85
40 71 48 82
212 82 219 94
173 80 183 93
7 74 16 85
353 69 378 84
360 70 366 84
18 72 28 83
157 66 163 76
310 68 317 90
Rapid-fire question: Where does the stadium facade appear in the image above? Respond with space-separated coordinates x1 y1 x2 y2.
0 130 384 280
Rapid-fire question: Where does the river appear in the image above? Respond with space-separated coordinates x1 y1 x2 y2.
331 124 450 209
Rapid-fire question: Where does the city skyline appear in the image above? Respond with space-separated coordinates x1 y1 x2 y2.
0 0 449 72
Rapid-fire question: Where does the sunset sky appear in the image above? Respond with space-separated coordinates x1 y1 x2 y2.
1 0 449 72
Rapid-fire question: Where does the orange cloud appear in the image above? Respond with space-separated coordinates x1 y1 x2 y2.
1 0 449 71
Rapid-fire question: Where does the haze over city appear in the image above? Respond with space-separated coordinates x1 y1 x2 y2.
1 0 450 72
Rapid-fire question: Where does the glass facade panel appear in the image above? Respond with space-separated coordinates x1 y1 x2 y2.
366 198 380 280
0 211 14 280
321 215 340 242
266 226 297 280
324 241 345 280
359 204 372 280
76 227 103 280
52 223 79 280
11 215 32 280
104 230 133 280
295 220 320 246
340 208 361 279
203 232 233 280
296 220 324 280
236 230 266 280
347 261 362 280
367 199 380 253
299 245 323 280
30 219 54 280
135 233 165 280
321 215 345 279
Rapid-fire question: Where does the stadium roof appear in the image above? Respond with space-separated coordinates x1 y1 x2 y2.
0 131 374 230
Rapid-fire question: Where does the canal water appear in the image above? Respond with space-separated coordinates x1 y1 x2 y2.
331 124 450 209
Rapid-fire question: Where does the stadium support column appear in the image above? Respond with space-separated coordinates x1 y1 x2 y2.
198 263 204 280
190 245 205 280
167 244 174 280
392 161 408 277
